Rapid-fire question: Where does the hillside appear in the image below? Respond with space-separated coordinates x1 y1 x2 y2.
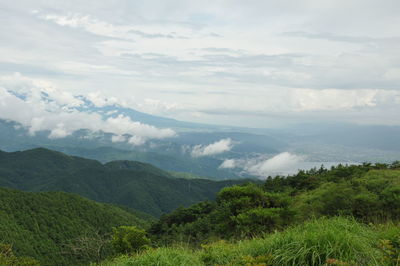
0 148 250 216
0 187 150 266
104 217 400 266
149 163 400 244
102 163 400 266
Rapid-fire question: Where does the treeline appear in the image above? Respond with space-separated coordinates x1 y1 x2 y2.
148 162 400 245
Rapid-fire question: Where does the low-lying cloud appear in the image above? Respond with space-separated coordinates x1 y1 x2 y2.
246 152 304 177
0 73 176 145
219 152 304 178
191 138 234 157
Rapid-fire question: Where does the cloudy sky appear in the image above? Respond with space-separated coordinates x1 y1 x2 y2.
1 0 400 127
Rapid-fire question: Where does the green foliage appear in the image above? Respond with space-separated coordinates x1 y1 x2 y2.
100 246 202 266
0 244 40 266
149 164 400 245
202 217 382 265
0 148 248 217
261 217 381 265
112 226 150 254
103 217 391 266
374 223 400 265
0 187 149 265
62 231 114 264
149 183 294 244
294 169 400 222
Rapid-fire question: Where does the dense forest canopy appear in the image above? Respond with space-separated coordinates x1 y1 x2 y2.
0 187 150 265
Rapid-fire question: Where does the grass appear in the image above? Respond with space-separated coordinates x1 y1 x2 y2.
101 216 393 265
100 246 202 266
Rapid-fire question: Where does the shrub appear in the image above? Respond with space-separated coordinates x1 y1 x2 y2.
112 226 150 254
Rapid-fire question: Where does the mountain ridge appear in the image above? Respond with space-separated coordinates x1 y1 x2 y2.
0 147 253 216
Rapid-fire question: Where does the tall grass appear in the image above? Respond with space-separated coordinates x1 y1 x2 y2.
262 216 381 265
102 217 388 266
100 246 202 266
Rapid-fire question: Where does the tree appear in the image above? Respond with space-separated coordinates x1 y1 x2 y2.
112 226 150 254
62 231 112 263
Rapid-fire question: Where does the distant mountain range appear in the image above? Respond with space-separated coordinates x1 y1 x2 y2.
1 92 400 179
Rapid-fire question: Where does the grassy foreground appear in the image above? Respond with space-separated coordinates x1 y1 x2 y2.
99 217 400 266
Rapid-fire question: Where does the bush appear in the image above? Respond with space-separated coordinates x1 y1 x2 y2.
112 226 150 254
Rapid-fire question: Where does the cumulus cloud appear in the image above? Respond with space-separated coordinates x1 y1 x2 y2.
246 152 304 177
191 138 234 157
0 73 176 144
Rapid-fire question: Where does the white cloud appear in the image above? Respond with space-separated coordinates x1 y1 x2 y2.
219 159 236 169
2 1 400 127
86 92 119 107
103 114 176 139
111 134 126 143
191 138 233 157
128 135 146 146
0 74 176 144
48 123 69 139
292 88 400 111
246 152 304 177
219 152 305 178
0 73 83 107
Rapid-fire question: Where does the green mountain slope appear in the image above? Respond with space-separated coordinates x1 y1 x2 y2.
0 148 250 216
149 163 400 244
0 187 150 266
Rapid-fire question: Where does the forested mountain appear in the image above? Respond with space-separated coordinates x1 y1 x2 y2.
0 148 251 216
0 187 150 265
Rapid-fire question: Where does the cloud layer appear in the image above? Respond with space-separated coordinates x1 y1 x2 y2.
1 1 400 127
0 73 175 144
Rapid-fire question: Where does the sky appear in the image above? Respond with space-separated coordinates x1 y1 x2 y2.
1 0 400 128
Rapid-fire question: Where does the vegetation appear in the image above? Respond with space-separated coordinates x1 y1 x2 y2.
112 226 150 254
101 217 400 265
98 163 400 265
0 147 399 265
0 148 250 216
149 163 400 244
0 244 39 266
0 187 150 265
